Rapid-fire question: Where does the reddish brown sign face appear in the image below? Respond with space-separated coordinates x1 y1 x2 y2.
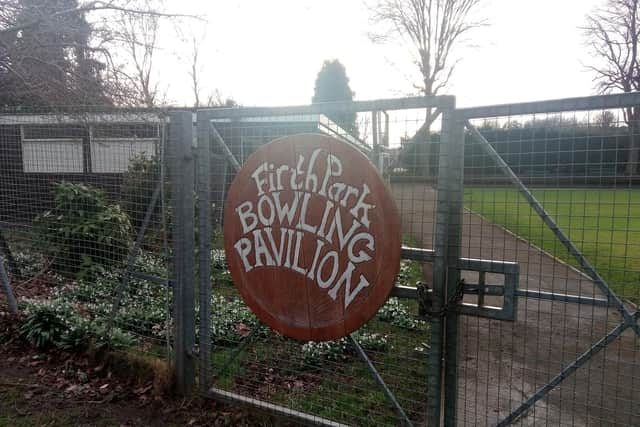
223 133 401 341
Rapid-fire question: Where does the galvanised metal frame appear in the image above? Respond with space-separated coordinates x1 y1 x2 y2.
207 386 349 427
194 95 455 427
108 180 162 333
0 252 18 314
456 258 519 321
398 247 611 310
458 92 640 426
177 92 640 425
0 227 21 281
169 111 197 395
197 112 213 392
348 334 413 426
440 106 465 426
395 247 520 322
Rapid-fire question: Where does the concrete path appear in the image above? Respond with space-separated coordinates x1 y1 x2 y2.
392 183 639 427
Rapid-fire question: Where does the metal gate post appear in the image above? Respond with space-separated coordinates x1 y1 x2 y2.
169 111 197 395
196 111 212 392
443 110 465 425
429 96 457 426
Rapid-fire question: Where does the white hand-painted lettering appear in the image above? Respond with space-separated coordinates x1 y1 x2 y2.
237 149 377 309
236 201 257 234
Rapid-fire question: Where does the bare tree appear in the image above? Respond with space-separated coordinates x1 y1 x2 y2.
112 2 161 107
188 36 201 108
185 32 236 108
203 89 237 108
0 0 193 106
368 0 484 176
0 0 189 37
369 0 484 125
584 0 640 175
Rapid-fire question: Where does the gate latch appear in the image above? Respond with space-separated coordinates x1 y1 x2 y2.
457 258 519 321
394 248 519 322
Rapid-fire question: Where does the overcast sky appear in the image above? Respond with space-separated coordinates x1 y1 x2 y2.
158 0 604 108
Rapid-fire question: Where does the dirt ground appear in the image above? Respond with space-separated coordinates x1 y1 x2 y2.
393 183 640 427
0 318 277 427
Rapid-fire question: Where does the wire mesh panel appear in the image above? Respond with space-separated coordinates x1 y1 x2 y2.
457 95 640 426
197 98 453 426
6 95 637 426
0 107 174 361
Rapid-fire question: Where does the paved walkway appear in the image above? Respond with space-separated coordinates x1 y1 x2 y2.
392 183 639 427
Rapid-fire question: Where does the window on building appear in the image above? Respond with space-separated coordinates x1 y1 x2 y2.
90 124 159 173
21 125 84 173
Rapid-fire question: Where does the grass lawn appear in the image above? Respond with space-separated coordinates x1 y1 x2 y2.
464 187 640 303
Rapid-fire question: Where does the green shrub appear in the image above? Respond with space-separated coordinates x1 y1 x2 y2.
120 155 161 232
377 298 421 330
13 249 48 278
92 322 138 351
59 251 170 339
211 249 233 286
36 182 132 276
20 298 137 352
301 331 390 366
209 295 265 344
57 315 93 351
396 260 423 287
20 299 75 349
355 332 390 352
301 339 350 365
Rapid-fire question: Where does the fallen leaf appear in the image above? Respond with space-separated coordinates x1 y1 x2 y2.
235 323 251 337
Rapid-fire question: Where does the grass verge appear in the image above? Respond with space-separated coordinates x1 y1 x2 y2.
464 187 640 303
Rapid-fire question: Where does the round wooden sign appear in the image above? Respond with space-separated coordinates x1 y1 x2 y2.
223 133 401 341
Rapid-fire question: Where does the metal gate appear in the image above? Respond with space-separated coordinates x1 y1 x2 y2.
454 93 640 426
166 92 640 426
183 97 460 426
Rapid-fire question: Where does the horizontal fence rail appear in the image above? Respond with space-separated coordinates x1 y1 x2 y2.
458 92 640 118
